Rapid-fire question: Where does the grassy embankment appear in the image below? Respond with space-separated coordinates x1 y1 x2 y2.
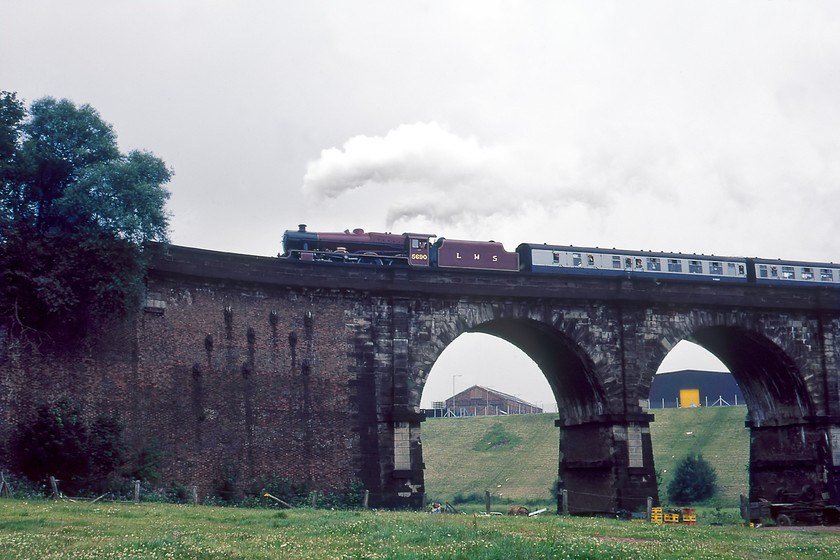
2 499 839 560
421 406 749 509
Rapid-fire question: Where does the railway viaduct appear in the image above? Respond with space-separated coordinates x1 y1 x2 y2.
3 243 840 513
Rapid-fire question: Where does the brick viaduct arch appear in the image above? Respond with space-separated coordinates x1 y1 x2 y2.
2 245 838 513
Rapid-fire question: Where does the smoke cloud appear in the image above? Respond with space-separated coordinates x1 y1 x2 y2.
303 122 511 208
302 122 601 235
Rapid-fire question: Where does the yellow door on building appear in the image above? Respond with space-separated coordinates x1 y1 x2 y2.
679 388 700 407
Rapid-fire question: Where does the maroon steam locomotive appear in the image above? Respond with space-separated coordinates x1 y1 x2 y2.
281 224 519 272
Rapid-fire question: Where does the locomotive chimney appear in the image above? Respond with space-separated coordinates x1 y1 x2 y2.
298 224 307 232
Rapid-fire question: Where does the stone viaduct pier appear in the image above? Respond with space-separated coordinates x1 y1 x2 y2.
3 244 840 512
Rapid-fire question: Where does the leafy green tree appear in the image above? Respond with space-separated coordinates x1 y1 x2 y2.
666 454 717 505
0 92 171 340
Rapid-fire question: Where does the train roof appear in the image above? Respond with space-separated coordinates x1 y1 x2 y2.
516 243 747 262
750 256 838 268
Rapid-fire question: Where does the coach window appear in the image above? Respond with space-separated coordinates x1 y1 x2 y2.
647 257 661 271
770 266 778 278
738 264 745 275
781 266 795 279
727 263 737 276
688 260 703 274
635 258 643 269
552 251 560 264
821 269 834 282
801 268 814 280
710 262 723 275
587 254 595 266
667 259 682 273
625 257 632 269
758 265 768 278
612 256 622 269
573 253 582 267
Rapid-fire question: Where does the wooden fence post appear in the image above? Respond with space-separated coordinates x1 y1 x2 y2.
0 472 12 498
134 480 140 505
484 491 490 514
562 489 569 515
50 476 60 501
647 496 653 522
192 486 198 506
362 489 369 509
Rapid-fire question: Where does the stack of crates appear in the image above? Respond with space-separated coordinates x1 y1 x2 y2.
648 506 697 525
650 507 663 523
663 511 680 524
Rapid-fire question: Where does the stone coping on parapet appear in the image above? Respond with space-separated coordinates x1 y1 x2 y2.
147 243 840 311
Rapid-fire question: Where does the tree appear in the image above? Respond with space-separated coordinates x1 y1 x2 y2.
666 454 717 505
0 92 172 340
0 92 26 223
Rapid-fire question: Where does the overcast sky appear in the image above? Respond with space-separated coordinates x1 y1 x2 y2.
3 1 837 409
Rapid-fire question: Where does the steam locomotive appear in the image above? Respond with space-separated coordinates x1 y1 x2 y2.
281 224 840 288
282 224 518 272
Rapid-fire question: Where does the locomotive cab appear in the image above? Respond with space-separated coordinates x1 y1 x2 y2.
407 235 431 266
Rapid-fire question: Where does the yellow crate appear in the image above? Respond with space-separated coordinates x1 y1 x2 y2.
663 513 680 523
651 507 662 514
651 515 663 524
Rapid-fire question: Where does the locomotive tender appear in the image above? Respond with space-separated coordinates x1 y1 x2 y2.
281 224 840 288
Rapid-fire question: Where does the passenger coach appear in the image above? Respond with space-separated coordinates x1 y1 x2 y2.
517 244 749 283
750 257 840 287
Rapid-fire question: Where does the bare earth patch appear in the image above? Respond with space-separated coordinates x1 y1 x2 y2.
594 535 659 545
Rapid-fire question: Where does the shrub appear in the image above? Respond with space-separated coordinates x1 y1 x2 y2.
667 454 717 504
128 438 165 484
246 475 365 509
87 414 127 489
16 398 90 492
211 463 240 503
473 422 521 452
14 399 128 495
0 471 45 500
452 491 484 505
165 481 193 504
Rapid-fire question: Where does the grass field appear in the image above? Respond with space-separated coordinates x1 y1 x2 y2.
2 499 839 560
422 406 749 508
